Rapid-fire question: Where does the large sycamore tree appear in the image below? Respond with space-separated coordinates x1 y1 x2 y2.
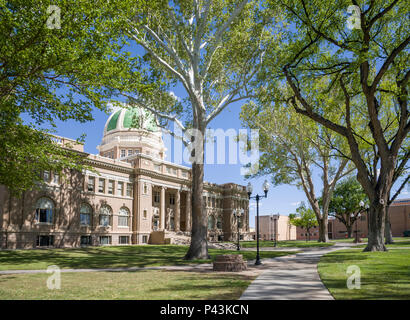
263 0 409 251
0 0 144 195
241 102 353 242
121 0 271 259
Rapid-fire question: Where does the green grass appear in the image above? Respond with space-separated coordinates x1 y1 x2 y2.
330 237 409 243
0 245 296 271
0 270 255 300
236 240 334 248
355 240 410 248
318 249 410 300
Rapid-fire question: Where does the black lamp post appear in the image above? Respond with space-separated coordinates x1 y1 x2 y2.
247 180 270 265
233 209 244 251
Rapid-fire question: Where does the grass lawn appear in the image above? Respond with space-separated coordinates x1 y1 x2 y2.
0 270 255 300
236 240 334 248
355 240 410 248
0 245 296 271
318 249 410 300
330 237 409 243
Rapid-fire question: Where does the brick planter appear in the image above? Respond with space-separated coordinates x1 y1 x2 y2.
213 254 247 272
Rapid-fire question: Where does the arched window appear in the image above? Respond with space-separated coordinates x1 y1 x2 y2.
99 205 112 227
118 207 130 227
208 215 215 230
80 203 92 226
35 197 54 224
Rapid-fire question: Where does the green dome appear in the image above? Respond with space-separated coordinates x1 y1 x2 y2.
105 107 158 133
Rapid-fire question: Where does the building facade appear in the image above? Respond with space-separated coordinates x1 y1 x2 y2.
0 106 250 249
296 199 410 240
255 215 297 241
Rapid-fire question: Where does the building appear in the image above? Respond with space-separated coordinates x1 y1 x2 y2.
255 214 297 241
0 106 250 249
296 198 410 240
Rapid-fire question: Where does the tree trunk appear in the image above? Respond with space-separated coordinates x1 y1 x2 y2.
318 217 329 242
346 224 353 238
363 202 387 252
184 125 209 260
384 209 394 244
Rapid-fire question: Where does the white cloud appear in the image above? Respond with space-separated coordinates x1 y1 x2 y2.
291 201 301 206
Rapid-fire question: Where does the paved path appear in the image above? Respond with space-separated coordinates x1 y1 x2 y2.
240 243 357 300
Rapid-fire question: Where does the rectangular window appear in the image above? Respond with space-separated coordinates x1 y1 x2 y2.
88 176 95 192
36 235 54 247
121 149 126 158
126 183 133 197
118 216 129 227
98 178 105 193
128 150 133 156
36 208 53 224
142 235 148 243
117 182 124 196
99 236 111 245
99 215 110 227
43 170 50 182
169 194 175 205
108 180 114 195
53 172 60 184
143 210 147 218
154 164 161 172
80 213 91 226
80 236 92 246
154 191 160 203
119 236 129 244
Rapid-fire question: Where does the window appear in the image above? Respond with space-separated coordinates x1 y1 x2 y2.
169 194 175 205
108 180 114 195
166 167 171 174
99 205 112 227
87 176 95 192
154 191 160 203
207 197 211 207
143 209 147 219
118 207 130 227
181 171 187 178
121 149 126 158
43 170 50 182
35 197 54 224
128 150 133 156
80 235 92 246
80 203 92 226
212 198 215 208
154 164 161 172
172 168 177 175
117 182 124 196
217 216 222 230
98 178 105 193
127 183 133 197
52 172 60 184
119 236 129 244
143 183 148 194
142 235 148 244
208 215 215 230
99 236 111 245
36 235 54 247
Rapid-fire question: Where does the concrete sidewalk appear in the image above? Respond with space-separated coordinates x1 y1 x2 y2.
240 243 355 300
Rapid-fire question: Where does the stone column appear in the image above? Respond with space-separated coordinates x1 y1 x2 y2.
175 190 180 232
160 186 166 230
186 191 191 232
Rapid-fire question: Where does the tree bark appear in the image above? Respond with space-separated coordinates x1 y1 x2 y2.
363 202 388 252
384 209 394 244
346 224 353 238
184 125 209 260
317 217 329 242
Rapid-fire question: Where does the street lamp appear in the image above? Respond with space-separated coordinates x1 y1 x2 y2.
233 208 244 251
247 180 270 265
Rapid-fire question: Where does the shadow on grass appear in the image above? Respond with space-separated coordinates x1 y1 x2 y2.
0 245 295 270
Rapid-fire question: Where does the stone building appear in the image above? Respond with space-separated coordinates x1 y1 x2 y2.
0 106 250 249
